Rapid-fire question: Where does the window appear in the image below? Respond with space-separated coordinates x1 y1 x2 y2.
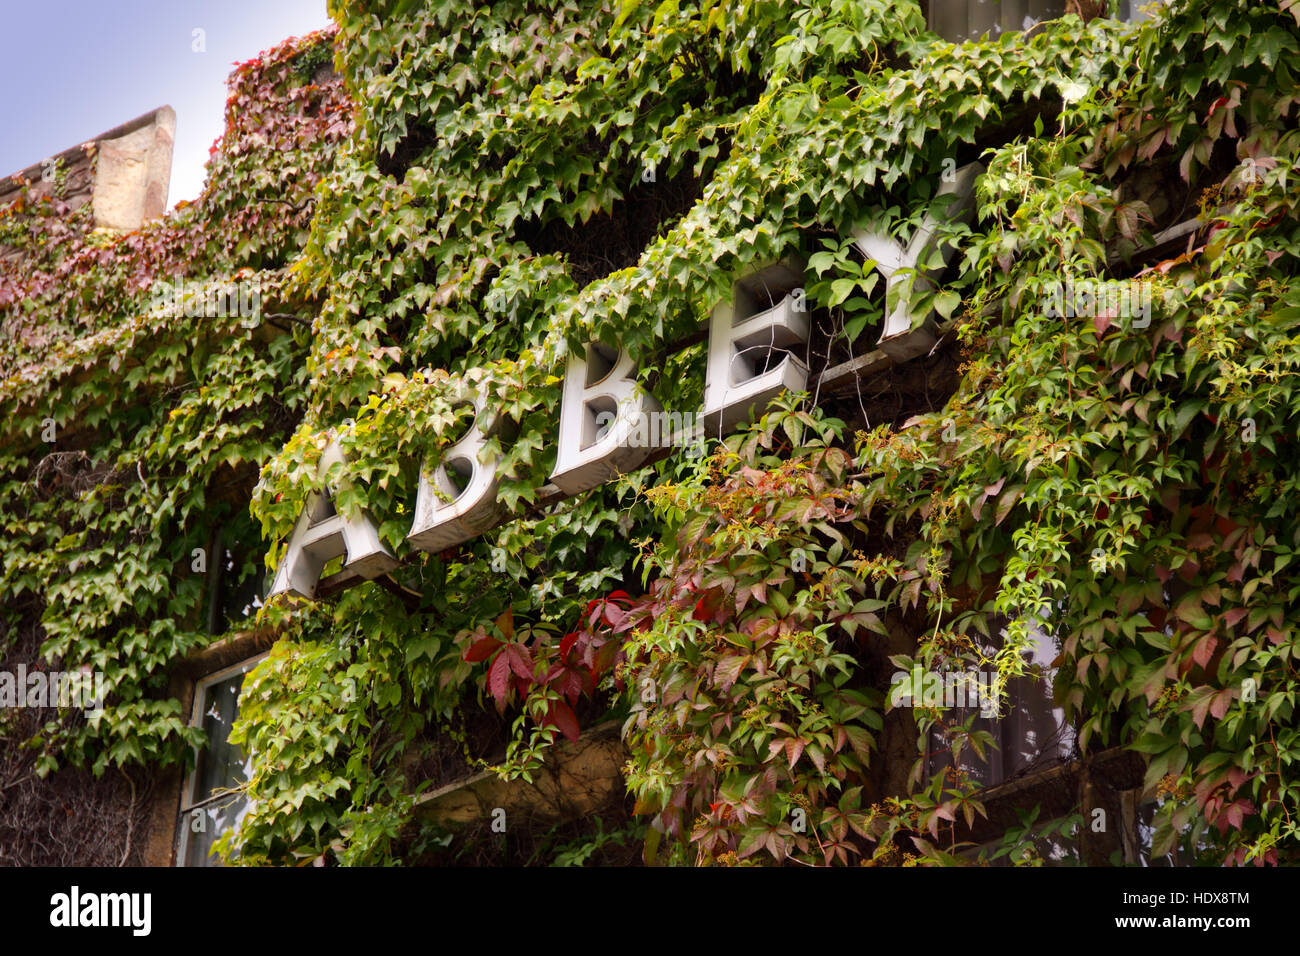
925 623 1076 788
1136 797 1215 866
925 0 1171 44
1118 0 1172 23
176 654 265 866
202 524 266 636
926 0 1066 44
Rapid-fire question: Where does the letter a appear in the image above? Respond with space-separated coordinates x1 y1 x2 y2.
267 440 398 600
50 893 70 928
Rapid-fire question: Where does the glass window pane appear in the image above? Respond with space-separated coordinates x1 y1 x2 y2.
180 791 250 867
179 664 258 866
927 623 1076 787
192 671 251 804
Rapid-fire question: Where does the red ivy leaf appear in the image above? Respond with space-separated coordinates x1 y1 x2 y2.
560 668 585 704
463 634 499 663
495 608 514 641
785 737 806 771
487 655 510 712
505 644 534 680
1192 634 1218 670
713 654 749 690
546 700 581 743
1222 607 1248 629
1209 690 1233 721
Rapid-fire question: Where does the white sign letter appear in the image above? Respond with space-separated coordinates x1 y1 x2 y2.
702 259 809 433
407 386 503 553
550 342 665 495
852 161 983 362
267 441 398 600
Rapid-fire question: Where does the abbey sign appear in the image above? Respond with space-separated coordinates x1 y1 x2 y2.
268 163 984 601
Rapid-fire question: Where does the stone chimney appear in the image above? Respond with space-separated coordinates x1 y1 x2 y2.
0 105 176 235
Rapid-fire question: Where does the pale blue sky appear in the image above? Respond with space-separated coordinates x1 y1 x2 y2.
0 1 334 206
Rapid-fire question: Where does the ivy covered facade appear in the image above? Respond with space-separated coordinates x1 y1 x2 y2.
2 0 1298 867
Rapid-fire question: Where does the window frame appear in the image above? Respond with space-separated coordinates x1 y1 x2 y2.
175 651 267 867
923 621 1077 789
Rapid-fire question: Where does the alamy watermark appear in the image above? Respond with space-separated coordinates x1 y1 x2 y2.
0 665 105 716
50 886 150 936
1041 278 1152 329
594 408 706 457
149 278 263 325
